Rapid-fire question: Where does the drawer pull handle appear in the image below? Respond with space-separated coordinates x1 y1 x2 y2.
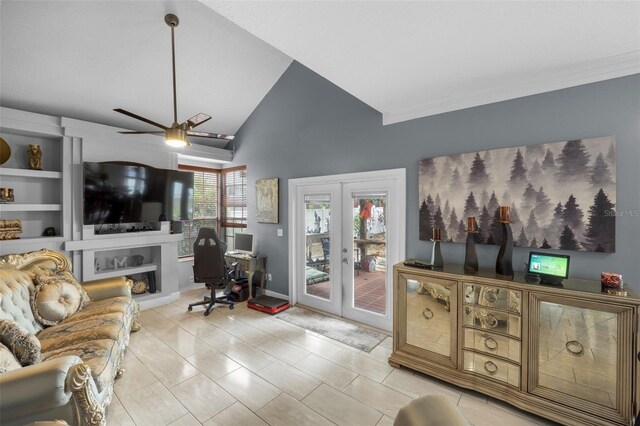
484 314 498 328
566 340 584 356
483 361 498 375
484 291 498 303
484 337 498 351
423 308 434 320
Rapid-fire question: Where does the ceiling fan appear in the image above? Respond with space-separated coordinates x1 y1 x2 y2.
114 14 234 148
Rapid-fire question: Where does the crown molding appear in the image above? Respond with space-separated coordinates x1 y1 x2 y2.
383 50 640 126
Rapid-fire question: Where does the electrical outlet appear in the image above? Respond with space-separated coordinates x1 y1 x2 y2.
277 229 284 237
267 273 272 281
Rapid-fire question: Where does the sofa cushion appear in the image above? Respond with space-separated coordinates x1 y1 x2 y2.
0 319 41 366
0 341 21 373
43 338 120 393
31 274 84 326
38 312 129 353
63 296 135 326
34 271 90 310
0 267 43 334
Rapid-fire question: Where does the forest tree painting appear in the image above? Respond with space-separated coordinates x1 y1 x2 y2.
419 136 616 252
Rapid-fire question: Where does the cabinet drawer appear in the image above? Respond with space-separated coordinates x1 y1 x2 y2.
463 329 521 364
463 306 521 338
463 283 521 314
463 350 520 388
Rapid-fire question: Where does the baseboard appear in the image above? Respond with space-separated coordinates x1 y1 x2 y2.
179 282 206 292
138 292 180 310
264 290 290 301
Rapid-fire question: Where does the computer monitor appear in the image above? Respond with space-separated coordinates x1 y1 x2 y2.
234 232 255 255
527 251 570 285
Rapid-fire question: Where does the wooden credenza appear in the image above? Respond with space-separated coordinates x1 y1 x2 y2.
390 261 640 426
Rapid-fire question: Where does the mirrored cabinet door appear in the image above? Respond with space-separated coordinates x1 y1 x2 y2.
529 294 635 425
396 272 458 368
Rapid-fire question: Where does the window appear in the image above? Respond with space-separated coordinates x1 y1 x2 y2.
177 165 220 257
221 166 247 249
176 164 247 257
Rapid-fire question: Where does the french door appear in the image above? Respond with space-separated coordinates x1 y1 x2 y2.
289 170 405 331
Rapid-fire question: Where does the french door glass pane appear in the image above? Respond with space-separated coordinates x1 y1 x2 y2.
352 194 387 315
305 195 331 300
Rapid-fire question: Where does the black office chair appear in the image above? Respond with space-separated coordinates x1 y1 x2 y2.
187 227 235 315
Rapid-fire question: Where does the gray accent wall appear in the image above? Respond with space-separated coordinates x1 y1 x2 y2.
231 61 640 295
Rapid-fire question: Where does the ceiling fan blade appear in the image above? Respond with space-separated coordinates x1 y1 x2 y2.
114 108 168 130
118 131 165 135
185 113 211 129
187 131 235 141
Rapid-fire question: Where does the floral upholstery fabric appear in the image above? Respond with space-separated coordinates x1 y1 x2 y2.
31 275 83 326
0 267 43 334
43 338 120 393
0 341 21 373
72 296 134 319
38 313 129 353
0 319 41 366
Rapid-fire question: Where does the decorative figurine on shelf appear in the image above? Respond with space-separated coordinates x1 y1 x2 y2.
430 228 444 268
42 227 56 237
130 255 144 267
28 144 42 170
0 188 14 203
113 256 128 270
496 206 514 276
464 216 479 272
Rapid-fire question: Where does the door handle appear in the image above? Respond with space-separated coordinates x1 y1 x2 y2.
342 257 349 264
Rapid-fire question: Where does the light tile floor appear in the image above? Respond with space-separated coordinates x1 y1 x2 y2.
109 288 554 426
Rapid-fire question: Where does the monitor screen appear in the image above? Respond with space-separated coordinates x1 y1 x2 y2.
527 252 570 279
234 233 254 254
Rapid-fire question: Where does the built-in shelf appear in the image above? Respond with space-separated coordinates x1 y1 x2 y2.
0 236 64 245
94 264 157 279
65 233 183 251
0 168 62 179
0 203 62 212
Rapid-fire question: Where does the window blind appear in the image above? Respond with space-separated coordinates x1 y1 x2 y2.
221 166 247 228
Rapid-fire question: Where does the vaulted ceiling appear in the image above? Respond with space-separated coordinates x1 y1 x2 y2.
204 1 640 125
0 1 292 148
1 1 638 148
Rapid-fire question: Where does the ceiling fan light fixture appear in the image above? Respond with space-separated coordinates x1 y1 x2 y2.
165 128 190 147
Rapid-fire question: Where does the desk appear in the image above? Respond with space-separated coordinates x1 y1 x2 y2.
225 253 267 297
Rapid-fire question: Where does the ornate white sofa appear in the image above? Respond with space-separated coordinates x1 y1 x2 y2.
0 249 140 426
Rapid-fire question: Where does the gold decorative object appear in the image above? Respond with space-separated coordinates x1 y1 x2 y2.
28 144 42 170
0 187 14 203
0 219 22 240
0 137 10 165
132 279 148 295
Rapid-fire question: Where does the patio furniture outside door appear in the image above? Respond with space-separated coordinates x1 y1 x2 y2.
289 169 406 332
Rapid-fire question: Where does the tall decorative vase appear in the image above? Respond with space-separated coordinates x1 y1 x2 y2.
464 233 478 272
496 222 514 276
431 240 444 268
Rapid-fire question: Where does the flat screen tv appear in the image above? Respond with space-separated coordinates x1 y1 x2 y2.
527 251 570 285
83 162 193 225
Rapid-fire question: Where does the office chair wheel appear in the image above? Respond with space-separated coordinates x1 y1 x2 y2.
204 309 211 316
187 306 193 312
229 304 235 310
